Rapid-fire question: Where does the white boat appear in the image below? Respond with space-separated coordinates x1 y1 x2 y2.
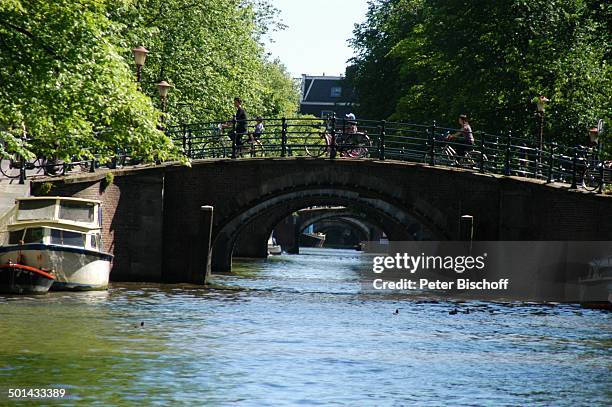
268 235 282 256
579 255 612 309
0 197 113 290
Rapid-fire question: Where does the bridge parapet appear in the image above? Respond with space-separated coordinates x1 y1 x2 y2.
164 116 611 195
4 117 609 195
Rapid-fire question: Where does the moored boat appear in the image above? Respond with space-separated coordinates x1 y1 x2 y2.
0 197 113 290
579 255 612 309
268 235 282 255
0 262 55 294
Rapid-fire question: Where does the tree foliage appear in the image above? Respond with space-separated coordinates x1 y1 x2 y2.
111 0 299 124
0 0 299 162
348 0 610 148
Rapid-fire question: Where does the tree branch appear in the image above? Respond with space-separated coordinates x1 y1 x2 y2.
0 20 58 59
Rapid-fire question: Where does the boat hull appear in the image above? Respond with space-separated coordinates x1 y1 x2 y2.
0 244 112 291
0 264 55 294
301 233 325 248
268 245 282 255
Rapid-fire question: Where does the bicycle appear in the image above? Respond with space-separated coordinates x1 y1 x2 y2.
431 133 487 169
204 124 265 158
576 147 606 192
0 156 65 178
305 124 372 158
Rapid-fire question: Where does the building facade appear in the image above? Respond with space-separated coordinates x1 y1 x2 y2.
299 75 357 118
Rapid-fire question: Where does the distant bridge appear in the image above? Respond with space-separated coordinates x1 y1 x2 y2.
268 207 385 254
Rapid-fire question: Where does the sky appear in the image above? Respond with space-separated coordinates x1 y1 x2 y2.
264 0 370 78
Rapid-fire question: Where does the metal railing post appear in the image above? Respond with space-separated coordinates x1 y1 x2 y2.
330 114 337 159
18 153 26 184
187 129 193 158
182 124 187 154
379 120 386 160
504 130 512 176
537 138 542 178
598 144 605 194
479 131 485 173
570 148 578 189
429 120 436 165
231 118 237 159
89 158 96 173
546 143 555 183
281 117 287 157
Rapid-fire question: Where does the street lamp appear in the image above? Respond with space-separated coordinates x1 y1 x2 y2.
588 119 604 147
535 95 549 170
588 127 600 146
132 46 149 82
536 95 549 148
156 80 172 113
157 81 172 112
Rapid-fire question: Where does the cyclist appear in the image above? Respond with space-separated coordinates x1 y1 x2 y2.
345 113 358 134
252 116 264 141
447 114 474 157
247 116 265 154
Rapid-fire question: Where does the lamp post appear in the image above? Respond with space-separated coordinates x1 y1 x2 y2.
132 46 149 82
157 80 172 113
535 95 549 173
588 127 600 146
535 95 549 151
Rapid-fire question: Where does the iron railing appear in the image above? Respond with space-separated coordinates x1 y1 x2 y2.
2 116 610 194
165 116 611 194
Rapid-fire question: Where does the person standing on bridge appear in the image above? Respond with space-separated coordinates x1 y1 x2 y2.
447 114 474 157
224 97 248 149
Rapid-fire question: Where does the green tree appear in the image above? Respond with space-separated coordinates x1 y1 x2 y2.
0 0 174 162
0 0 299 162
112 0 299 125
347 0 423 120
348 0 611 149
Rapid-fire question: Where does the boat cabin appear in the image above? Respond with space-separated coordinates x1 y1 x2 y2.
3 197 103 251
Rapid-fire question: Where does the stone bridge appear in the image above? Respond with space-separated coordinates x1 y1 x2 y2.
30 158 612 284
270 206 384 253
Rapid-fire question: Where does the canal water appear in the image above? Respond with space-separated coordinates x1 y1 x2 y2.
1 248 610 405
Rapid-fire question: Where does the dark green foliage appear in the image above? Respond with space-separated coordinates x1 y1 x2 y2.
348 0 610 151
0 0 299 162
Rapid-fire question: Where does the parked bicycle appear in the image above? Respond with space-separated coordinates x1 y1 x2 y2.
577 147 606 192
305 122 371 158
0 156 65 178
203 123 265 158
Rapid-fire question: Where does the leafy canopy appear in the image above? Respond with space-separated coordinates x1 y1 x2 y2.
0 0 299 162
347 0 610 149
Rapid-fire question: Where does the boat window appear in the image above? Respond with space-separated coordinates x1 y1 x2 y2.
8 230 24 244
17 200 56 221
59 201 95 223
50 229 85 248
90 234 97 249
23 228 45 244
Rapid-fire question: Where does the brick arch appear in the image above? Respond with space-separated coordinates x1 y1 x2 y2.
210 186 444 272
297 209 372 232
296 209 386 240
312 217 372 243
